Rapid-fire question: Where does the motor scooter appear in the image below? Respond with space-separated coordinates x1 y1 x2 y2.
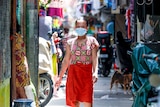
97 31 113 77
130 44 160 107
38 37 54 107
115 31 133 74
142 54 160 107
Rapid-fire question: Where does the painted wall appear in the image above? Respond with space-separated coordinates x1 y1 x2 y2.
0 79 10 107
0 0 11 106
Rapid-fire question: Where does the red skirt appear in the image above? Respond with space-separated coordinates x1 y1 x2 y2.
66 63 93 106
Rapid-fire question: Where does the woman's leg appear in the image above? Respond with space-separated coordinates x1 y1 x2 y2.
16 87 27 98
83 102 92 107
71 101 80 107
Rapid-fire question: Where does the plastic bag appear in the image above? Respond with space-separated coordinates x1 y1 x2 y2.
24 81 37 107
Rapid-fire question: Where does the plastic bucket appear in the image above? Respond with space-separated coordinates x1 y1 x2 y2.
13 99 33 107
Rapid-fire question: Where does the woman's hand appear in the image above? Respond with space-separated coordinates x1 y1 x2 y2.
92 73 98 83
55 76 63 88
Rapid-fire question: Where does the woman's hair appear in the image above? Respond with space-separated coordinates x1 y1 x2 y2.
75 17 88 26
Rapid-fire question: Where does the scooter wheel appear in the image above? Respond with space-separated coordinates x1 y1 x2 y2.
39 73 54 107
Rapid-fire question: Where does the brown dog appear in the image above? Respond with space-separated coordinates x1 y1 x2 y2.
110 69 132 94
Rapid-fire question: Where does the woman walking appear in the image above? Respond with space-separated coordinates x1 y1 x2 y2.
56 17 99 107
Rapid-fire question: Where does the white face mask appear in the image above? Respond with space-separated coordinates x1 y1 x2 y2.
75 28 87 36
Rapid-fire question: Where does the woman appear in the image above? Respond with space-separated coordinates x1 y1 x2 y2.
56 17 99 107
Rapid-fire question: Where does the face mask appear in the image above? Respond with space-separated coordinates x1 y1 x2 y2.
75 28 87 36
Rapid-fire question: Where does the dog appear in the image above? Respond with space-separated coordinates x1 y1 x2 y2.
110 69 132 94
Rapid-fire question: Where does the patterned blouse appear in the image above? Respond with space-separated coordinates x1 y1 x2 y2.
67 36 99 65
14 33 30 87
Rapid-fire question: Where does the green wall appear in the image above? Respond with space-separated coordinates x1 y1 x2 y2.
0 79 10 107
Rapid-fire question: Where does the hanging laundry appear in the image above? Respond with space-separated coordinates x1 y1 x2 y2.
47 7 63 18
47 0 64 18
112 0 117 10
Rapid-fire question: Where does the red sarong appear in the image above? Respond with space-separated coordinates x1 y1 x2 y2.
66 63 93 106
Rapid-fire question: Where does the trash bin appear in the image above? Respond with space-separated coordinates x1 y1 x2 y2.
13 99 33 107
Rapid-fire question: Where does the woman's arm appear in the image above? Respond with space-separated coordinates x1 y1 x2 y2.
58 44 71 78
55 43 71 87
92 46 99 83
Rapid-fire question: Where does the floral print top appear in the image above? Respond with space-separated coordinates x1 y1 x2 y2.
14 33 30 87
67 36 99 65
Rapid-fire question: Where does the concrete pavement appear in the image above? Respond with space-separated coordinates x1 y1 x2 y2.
46 71 133 107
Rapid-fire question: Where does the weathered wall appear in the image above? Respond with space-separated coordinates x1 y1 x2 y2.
0 0 11 107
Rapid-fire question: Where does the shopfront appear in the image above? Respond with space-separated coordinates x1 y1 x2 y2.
135 0 160 53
